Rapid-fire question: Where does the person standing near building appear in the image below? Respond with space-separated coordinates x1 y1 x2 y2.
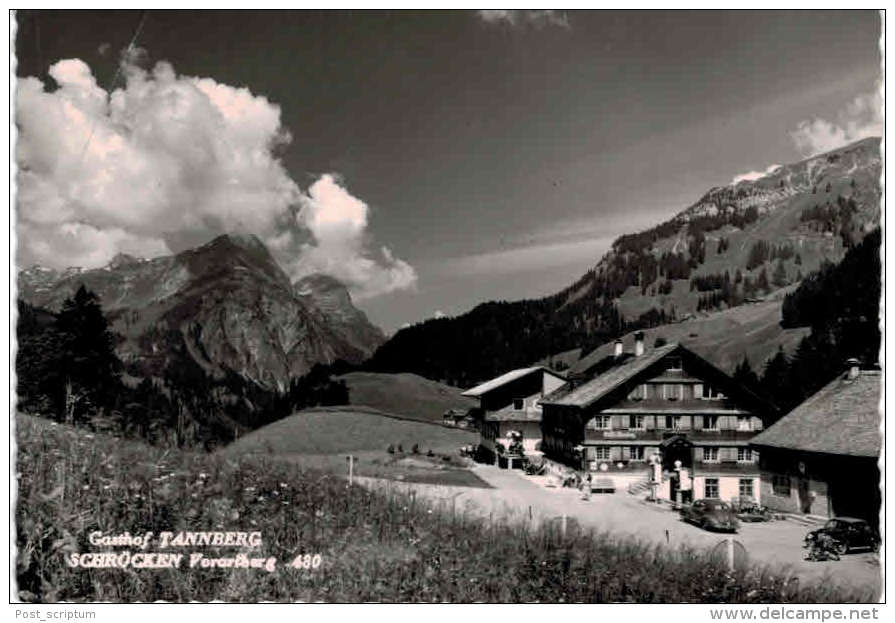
581 472 592 501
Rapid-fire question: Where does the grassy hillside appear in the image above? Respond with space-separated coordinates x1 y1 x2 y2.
568 298 810 375
15 413 870 602
336 372 476 422
219 406 486 486
222 406 476 456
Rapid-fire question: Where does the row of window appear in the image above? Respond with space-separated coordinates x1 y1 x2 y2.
589 446 755 463
702 447 755 462
626 383 725 401
592 446 647 460
588 414 754 431
703 478 755 499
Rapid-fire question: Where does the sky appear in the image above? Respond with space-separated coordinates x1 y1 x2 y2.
13 10 883 332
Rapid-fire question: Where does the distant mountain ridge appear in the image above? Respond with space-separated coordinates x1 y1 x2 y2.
369 137 881 385
17 234 386 389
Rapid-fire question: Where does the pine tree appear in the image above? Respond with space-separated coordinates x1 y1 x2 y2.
757 267 770 293
760 346 790 413
55 285 121 423
733 356 761 394
772 259 787 287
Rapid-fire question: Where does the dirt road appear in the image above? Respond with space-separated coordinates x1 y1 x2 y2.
356 464 881 597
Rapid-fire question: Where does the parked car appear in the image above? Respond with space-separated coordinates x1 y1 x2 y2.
731 497 773 522
803 530 841 561
681 498 740 532
805 517 880 554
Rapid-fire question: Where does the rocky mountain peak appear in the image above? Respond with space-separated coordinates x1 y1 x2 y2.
107 253 141 270
17 233 387 389
295 272 385 356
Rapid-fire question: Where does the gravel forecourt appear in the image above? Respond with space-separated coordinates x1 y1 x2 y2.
357 463 881 597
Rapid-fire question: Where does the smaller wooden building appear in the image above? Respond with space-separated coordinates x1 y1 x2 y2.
462 366 567 462
750 362 881 525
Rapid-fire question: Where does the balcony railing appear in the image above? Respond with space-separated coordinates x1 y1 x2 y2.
583 429 760 443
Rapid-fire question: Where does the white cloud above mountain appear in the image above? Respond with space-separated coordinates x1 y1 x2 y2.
14 53 416 299
790 89 883 157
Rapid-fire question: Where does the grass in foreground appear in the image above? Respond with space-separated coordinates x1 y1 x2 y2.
14 414 874 603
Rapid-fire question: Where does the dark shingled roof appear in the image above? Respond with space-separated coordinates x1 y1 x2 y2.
461 366 565 397
750 370 882 457
542 343 679 407
483 405 543 422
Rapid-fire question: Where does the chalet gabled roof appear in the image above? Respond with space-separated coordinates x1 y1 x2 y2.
461 366 565 398
541 343 679 407
540 342 776 418
750 370 881 457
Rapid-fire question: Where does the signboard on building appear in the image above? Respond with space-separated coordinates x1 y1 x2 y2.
603 431 637 439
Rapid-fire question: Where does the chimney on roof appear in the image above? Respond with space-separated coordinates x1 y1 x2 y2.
634 331 645 357
846 358 860 380
614 339 624 357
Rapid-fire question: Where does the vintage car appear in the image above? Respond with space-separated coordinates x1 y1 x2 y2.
731 496 773 522
681 498 740 532
805 517 880 554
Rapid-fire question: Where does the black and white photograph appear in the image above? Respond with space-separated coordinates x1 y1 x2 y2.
8 8 885 606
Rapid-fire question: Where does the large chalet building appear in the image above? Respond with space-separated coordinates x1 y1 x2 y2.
750 360 881 525
540 333 777 503
462 366 567 461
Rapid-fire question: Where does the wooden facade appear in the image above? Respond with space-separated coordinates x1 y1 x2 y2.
541 343 774 501
462 367 567 462
750 368 881 525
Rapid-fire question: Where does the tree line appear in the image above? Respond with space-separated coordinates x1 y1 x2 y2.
733 228 880 419
15 286 350 449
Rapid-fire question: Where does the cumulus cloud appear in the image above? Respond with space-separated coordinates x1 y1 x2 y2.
477 10 570 29
790 89 883 157
283 174 417 300
14 53 415 299
732 164 782 185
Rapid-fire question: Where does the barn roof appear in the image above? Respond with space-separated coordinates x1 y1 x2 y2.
750 370 881 457
541 343 679 407
461 366 565 398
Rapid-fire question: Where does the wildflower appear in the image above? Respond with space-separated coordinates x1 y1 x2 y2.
279 482 288 488
82 485 89 490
